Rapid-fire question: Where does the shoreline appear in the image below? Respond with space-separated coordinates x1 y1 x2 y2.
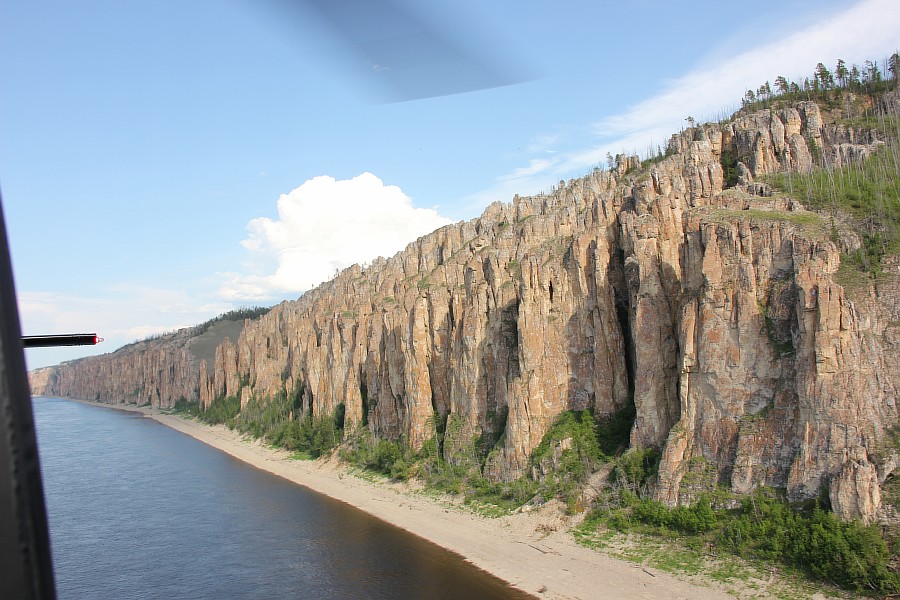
52 398 732 600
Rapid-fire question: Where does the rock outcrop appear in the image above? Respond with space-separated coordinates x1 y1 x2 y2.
30 319 246 409
32 99 899 523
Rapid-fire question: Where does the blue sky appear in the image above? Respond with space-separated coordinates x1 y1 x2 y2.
2 0 898 369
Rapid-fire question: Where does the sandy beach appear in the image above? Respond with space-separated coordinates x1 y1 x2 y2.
69 400 734 600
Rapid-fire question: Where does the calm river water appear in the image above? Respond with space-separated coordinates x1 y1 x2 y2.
33 397 531 599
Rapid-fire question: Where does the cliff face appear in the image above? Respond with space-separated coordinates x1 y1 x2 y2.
30 319 246 409
30 331 198 407
32 98 899 523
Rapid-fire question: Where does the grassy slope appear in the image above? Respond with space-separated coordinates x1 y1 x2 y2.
187 319 244 374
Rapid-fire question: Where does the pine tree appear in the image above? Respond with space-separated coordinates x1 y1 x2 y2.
889 52 900 83
863 60 881 84
757 85 767 103
815 62 834 91
835 59 849 88
775 75 789 95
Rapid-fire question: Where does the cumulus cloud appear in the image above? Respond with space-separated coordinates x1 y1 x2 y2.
20 174 453 366
465 0 900 214
220 173 453 301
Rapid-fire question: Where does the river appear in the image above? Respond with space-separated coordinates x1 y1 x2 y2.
33 397 531 599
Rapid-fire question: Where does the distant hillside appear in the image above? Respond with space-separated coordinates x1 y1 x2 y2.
30 306 268 404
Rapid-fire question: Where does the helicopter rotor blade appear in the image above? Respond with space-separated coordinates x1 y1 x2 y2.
264 0 533 102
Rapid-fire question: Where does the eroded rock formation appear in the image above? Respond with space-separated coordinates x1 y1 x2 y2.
32 98 899 523
30 319 245 409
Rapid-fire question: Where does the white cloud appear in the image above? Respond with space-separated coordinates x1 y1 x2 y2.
526 133 560 154
500 158 559 182
220 173 453 301
584 0 899 154
20 170 454 366
465 0 900 215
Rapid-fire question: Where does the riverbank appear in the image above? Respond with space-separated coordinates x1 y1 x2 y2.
62 399 736 600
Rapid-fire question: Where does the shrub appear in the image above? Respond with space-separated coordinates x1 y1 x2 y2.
528 410 608 510
198 394 241 425
590 482 897 593
719 491 897 593
172 397 202 418
720 148 740 188
234 392 344 458
610 447 660 492
596 403 636 457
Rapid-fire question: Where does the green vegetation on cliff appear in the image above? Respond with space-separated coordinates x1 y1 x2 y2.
173 395 239 424
769 142 900 277
739 54 898 112
239 392 345 459
341 414 541 514
743 55 900 279
191 306 271 336
174 390 346 459
578 488 897 595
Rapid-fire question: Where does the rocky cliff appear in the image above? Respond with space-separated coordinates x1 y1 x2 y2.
32 94 900 523
30 318 245 409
